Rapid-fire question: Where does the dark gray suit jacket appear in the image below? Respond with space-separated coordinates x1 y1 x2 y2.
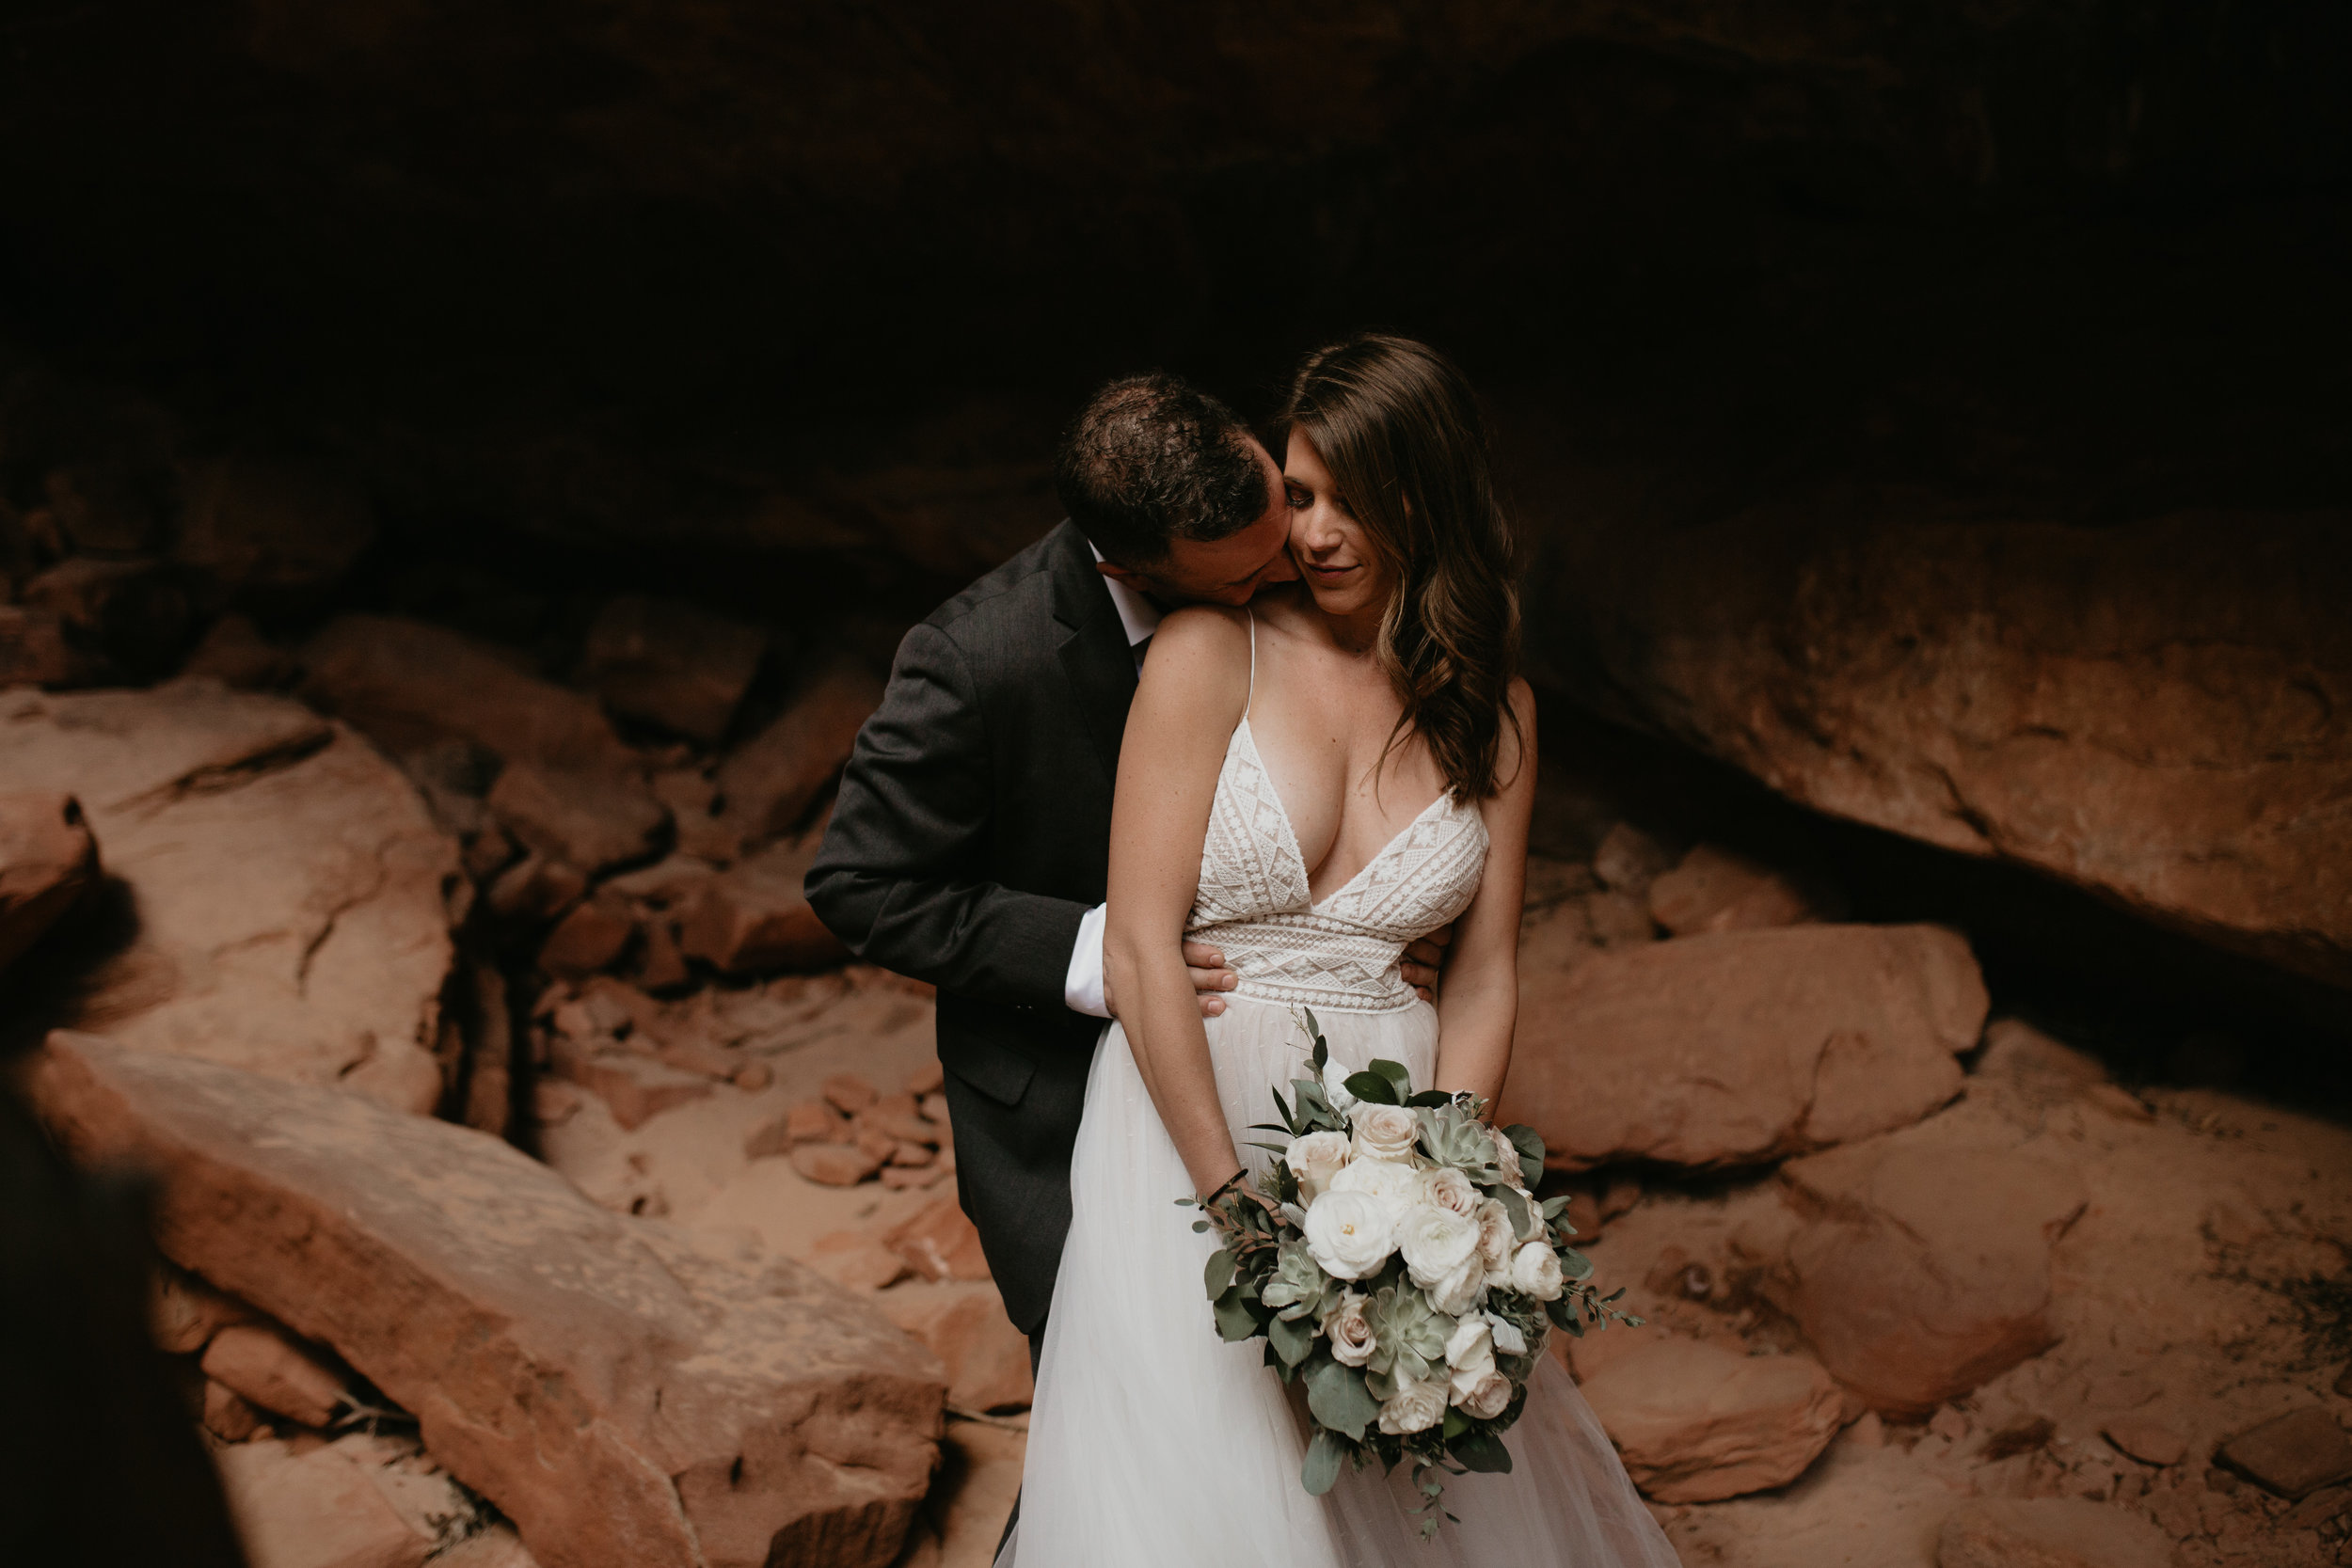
805 519 1133 1334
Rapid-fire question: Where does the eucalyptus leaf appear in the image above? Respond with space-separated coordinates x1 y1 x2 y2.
1203 1248 1237 1301
1561 1248 1596 1281
1343 1070 1399 1106
1493 1181 1533 1240
1268 1310 1314 1367
1213 1287 1258 1342
1304 1357 1382 1440
1301 1430 1349 1496
1450 1431 1514 1474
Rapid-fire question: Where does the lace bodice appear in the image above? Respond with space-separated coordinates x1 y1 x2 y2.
1189 717 1488 1014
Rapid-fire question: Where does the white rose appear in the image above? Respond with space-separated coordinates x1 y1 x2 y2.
1321 1059 1359 1115
1328 1154 1425 1219
1443 1314 1495 1379
1350 1102 1422 1164
1376 1375 1448 1435
1284 1131 1352 1201
1423 1166 1480 1218
1396 1203 1480 1291
1321 1290 1375 1368
1508 1241 1565 1302
1473 1197 1516 1271
1304 1189 1396 1281
1426 1254 1486 1318
1456 1370 1514 1420
1489 1125 1529 1188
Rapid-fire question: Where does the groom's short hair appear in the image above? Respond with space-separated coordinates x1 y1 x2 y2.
1054 372 1269 566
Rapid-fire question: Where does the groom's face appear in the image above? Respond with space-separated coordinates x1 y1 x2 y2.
1096 439 1298 609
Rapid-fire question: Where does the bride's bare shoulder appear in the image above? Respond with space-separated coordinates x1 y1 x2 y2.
1146 604 1252 668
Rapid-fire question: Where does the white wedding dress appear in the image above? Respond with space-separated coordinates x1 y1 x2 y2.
999 630 1680 1568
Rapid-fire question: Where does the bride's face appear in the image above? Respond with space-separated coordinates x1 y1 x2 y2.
1283 431 1391 619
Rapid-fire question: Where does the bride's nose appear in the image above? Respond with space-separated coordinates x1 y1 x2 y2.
1293 504 1345 554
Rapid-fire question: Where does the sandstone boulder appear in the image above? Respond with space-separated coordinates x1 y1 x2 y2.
715 660 882 847
1935 1497 2174 1568
1575 1337 1842 1502
31 1032 946 1568
0 684 461 1107
1771 1118 2086 1417
0 790 98 970
877 1283 1034 1414
299 614 633 773
178 457 377 604
678 836 847 974
1532 511 2352 989
2215 1407 2352 1500
1505 923 1987 1171
201 1322 352 1428
487 761 668 876
215 1438 435 1568
1646 843 1823 935
20 554 194 680
580 595 769 745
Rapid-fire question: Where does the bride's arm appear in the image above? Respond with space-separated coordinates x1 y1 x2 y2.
1103 608 1255 1198
1432 680 1539 1108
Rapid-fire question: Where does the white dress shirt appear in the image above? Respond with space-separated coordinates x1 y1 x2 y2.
1063 547 1160 1018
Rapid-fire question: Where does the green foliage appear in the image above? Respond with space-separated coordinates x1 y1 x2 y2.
1301 1430 1350 1497
1304 1356 1382 1440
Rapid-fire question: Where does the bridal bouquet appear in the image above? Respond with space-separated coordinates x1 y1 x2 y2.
1179 1010 1641 1534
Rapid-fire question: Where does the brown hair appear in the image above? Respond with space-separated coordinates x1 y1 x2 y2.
1279 333 1522 800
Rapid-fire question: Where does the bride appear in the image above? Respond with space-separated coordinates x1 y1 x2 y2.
999 334 1679 1567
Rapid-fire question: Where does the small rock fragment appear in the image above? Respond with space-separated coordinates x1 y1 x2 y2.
789 1143 885 1186
2216 1407 2352 1500
2102 1411 2187 1468
201 1323 349 1429
203 1379 267 1443
805 1230 913 1292
824 1074 880 1115
488 761 670 878
1592 822 1674 895
878 1283 1034 1414
150 1262 257 1354
537 894 637 978
883 1197 993 1283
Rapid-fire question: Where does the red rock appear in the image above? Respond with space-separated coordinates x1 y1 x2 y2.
1505 924 1987 1172
865 1092 937 1146
878 1164 936 1190
33 1031 945 1568
2216 1407 2352 1499
1646 843 1821 935
884 1197 993 1283
715 660 883 846
563 1051 713 1131
0 790 99 970
854 1126 898 1163
632 917 691 990
202 1323 352 1428
744 1098 850 1158
1935 1497 2174 1568
151 1262 259 1354
486 762 669 877
181 612 292 689
178 457 376 602
1578 1337 1843 1503
21 555 194 681
1538 512 2352 989
530 1079 582 1126
918 1093 951 1131
1771 1120 2086 1418
677 836 846 974
459 963 515 1139
1591 822 1674 895
299 614 633 772
889 1141 935 1168
485 852 587 922
824 1073 880 1115
878 1284 1034 1414
790 1143 885 1186
42 462 164 555
536 894 637 978
733 1060 772 1092
905 1061 946 1097
202 1379 266 1443
807 1230 914 1292
0 604 86 686
0 685 460 1107
2101 1413 2186 1467
215 1437 434 1568
579 595 769 745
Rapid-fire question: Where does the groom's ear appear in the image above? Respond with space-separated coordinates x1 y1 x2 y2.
1095 559 1150 591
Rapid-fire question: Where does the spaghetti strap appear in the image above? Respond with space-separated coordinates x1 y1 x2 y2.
1244 610 1258 716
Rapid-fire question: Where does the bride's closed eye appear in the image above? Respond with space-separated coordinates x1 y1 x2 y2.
1284 482 1312 509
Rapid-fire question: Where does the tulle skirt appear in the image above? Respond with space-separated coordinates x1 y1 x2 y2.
998 995 1682 1568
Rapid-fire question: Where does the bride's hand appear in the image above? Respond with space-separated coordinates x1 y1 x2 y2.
1104 939 1239 1018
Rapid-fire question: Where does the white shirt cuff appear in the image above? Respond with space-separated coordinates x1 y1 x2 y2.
1064 903 1111 1019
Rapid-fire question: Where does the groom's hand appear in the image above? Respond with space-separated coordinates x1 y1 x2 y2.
1401 924 1454 1002
1100 941 1239 1018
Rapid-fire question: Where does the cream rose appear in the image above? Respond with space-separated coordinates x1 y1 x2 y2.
1508 1241 1566 1302
1328 1153 1425 1217
1376 1375 1449 1435
1284 1131 1352 1201
1304 1189 1396 1280
1489 1124 1529 1188
1426 1254 1486 1318
1443 1315 1495 1379
1456 1370 1513 1420
1396 1203 1481 1291
1422 1165 1480 1218
1321 1290 1375 1368
1473 1197 1516 1271
1350 1102 1422 1164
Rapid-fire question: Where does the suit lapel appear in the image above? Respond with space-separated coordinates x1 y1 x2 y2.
1046 520 1137 786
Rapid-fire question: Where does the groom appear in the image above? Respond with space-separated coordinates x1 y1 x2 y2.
806 372 1438 1354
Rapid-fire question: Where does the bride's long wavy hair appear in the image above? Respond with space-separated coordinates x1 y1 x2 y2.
1278 333 1523 800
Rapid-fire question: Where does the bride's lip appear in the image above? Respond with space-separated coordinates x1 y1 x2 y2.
1304 560 1357 580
